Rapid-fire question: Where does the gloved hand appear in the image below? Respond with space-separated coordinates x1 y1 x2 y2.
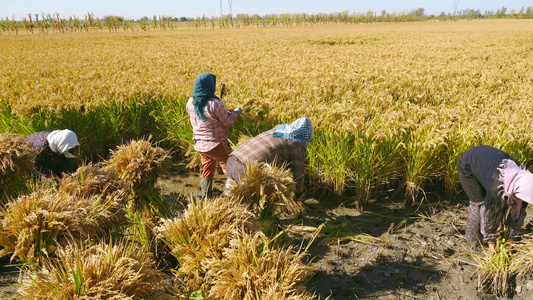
234 108 242 114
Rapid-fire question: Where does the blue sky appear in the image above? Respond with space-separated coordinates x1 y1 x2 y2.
1 1 530 20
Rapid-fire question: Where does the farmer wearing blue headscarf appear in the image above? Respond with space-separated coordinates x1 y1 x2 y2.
186 73 242 199
226 117 313 202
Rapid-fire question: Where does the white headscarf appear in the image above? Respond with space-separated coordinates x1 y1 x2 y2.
47 129 80 158
499 159 533 204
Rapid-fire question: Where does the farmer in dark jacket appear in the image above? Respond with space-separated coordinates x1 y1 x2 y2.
24 129 79 178
226 117 312 202
457 145 533 252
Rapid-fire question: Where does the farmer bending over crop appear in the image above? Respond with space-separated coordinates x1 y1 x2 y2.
24 129 80 178
226 117 312 202
457 145 533 253
186 73 242 199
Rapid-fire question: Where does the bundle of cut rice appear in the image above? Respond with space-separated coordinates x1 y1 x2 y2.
17 239 170 299
0 187 128 264
224 162 304 219
155 196 260 294
0 133 35 203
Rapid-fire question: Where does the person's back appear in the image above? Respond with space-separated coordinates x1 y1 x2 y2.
24 129 79 178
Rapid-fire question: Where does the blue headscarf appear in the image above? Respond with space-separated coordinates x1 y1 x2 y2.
273 117 313 143
192 73 219 120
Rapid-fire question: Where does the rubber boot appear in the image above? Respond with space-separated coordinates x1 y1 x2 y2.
196 177 213 199
222 177 235 196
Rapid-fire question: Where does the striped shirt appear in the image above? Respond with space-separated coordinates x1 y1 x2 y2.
186 97 240 152
230 129 307 195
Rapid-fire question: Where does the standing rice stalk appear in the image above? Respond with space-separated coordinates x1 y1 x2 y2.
307 130 355 197
0 133 36 204
402 121 446 205
17 239 169 299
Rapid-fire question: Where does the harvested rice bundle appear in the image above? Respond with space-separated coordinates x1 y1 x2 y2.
0 188 129 264
510 236 533 278
59 163 131 203
473 239 518 298
206 232 314 299
104 138 170 214
17 239 169 299
224 162 304 219
155 197 260 294
0 133 35 203
105 138 169 188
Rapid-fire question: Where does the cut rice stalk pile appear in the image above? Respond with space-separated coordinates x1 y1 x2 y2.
224 162 304 219
17 239 169 299
206 231 315 299
104 138 170 214
0 133 36 203
155 196 260 294
0 186 129 264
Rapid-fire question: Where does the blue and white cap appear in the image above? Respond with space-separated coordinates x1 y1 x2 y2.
272 117 312 143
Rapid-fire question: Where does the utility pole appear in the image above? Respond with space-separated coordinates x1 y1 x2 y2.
228 0 233 18
220 0 223 18
453 0 459 16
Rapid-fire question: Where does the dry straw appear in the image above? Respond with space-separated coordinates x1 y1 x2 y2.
0 183 129 264
224 161 304 219
17 239 169 299
0 133 35 203
104 137 170 214
155 196 260 296
206 231 315 299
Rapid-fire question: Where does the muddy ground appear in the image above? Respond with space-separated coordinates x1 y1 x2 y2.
156 158 533 300
2 157 533 299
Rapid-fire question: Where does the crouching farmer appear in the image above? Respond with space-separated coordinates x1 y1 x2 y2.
226 117 312 202
24 129 80 178
456 145 533 253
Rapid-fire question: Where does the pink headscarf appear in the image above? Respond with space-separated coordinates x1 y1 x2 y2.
499 159 533 204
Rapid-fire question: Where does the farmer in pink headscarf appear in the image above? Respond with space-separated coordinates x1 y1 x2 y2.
24 129 80 178
457 145 533 252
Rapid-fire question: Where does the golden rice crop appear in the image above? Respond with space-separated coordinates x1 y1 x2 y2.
3 20 533 208
17 239 169 299
0 133 35 203
105 137 169 189
155 196 260 294
0 187 128 264
58 163 131 202
104 137 170 213
206 231 314 299
224 162 304 219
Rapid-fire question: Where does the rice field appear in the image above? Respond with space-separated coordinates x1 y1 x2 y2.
2 19 533 298
2 19 533 206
